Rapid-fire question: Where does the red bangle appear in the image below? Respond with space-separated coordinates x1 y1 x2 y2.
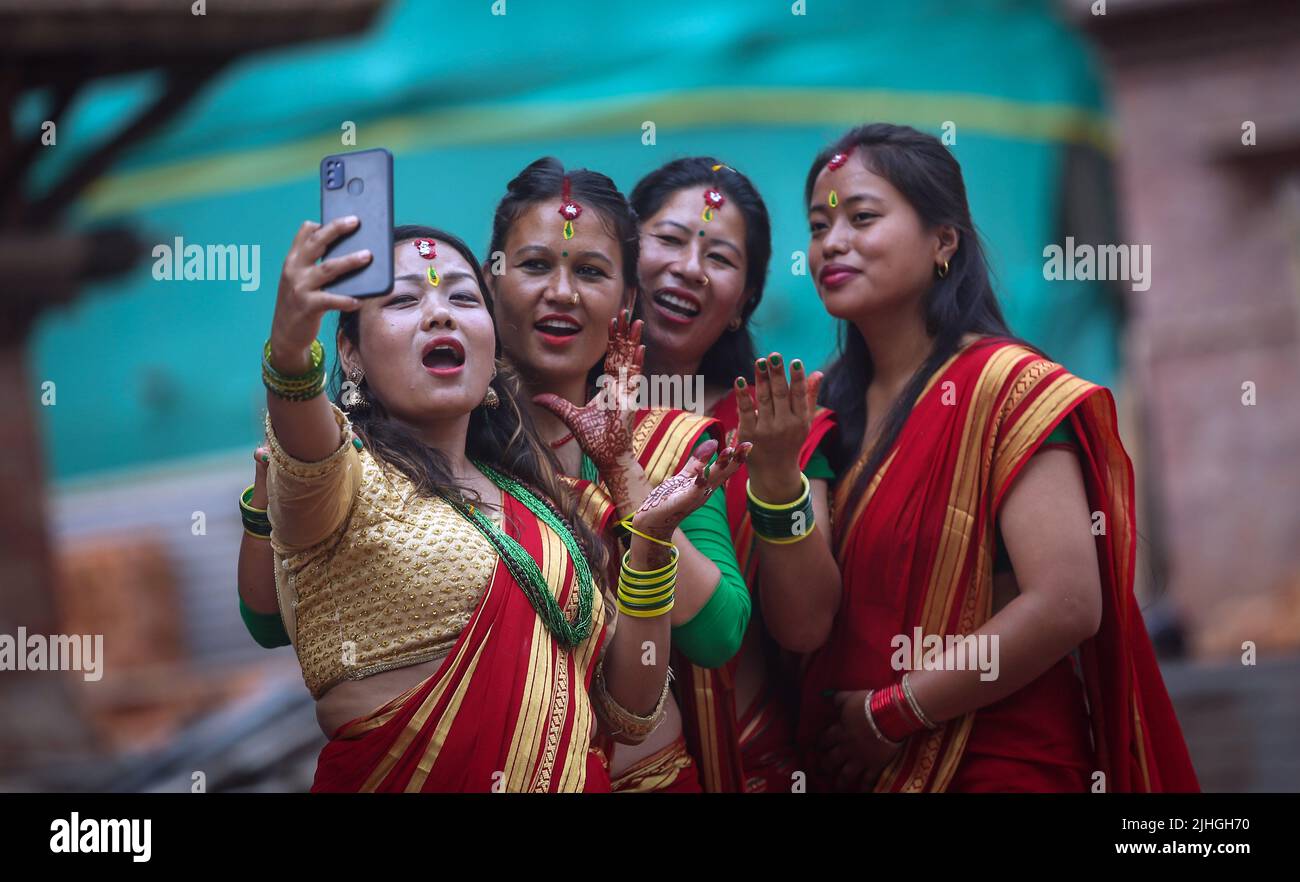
869 681 924 743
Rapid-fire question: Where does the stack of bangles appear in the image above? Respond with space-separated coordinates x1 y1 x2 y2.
616 517 677 618
863 673 940 745
240 485 272 540
263 339 326 401
747 472 815 544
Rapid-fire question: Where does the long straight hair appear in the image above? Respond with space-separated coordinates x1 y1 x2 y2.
809 124 1034 497
333 224 606 579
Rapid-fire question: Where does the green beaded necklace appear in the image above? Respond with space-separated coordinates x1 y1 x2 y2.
441 461 594 649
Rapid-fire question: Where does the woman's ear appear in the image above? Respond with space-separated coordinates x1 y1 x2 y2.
934 224 960 265
337 328 359 377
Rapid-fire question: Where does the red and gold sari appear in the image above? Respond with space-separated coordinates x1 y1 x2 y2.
798 337 1198 792
560 407 720 794
674 389 837 792
311 489 609 793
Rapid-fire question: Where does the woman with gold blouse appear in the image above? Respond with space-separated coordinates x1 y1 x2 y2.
244 219 746 791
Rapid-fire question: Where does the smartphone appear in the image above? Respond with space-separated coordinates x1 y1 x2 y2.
319 148 394 297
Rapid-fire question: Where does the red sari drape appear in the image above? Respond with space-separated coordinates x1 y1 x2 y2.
798 338 1199 792
560 406 720 793
311 489 609 793
673 389 837 792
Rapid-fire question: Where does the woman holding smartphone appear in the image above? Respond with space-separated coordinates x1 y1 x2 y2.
241 218 742 791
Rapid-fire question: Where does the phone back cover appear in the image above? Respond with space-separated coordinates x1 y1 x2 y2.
320 148 394 297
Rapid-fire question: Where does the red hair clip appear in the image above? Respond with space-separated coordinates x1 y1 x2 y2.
559 176 583 240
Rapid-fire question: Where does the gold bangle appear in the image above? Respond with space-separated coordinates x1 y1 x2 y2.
592 661 670 743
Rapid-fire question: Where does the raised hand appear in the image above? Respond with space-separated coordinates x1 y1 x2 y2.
734 352 823 503
533 311 646 490
269 217 371 372
630 438 751 541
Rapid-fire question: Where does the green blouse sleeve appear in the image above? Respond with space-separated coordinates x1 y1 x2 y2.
240 596 291 648
671 482 751 669
804 445 836 481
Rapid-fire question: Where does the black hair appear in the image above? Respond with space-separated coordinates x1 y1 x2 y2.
807 124 1033 492
488 157 641 392
629 156 772 388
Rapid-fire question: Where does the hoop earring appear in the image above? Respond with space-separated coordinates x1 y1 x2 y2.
936 260 950 279
341 366 368 410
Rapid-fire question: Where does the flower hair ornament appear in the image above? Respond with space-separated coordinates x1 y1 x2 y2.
558 176 583 240
412 237 440 286
824 148 850 208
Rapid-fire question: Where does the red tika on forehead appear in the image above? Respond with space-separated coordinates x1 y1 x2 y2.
412 238 437 259
826 151 849 171
558 175 582 238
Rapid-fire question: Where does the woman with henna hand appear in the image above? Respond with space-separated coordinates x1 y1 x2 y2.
485 158 753 792
628 157 841 793
236 219 743 790
791 124 1197 792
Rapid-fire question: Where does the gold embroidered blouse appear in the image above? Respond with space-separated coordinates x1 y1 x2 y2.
264 404 499 699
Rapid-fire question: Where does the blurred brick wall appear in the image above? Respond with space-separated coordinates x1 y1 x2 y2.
1076 0 1300 657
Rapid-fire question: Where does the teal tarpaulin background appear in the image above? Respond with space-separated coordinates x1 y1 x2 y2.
22 0 1115 480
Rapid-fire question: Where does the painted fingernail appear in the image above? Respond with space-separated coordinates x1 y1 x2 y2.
791 359 803 371
757 358 768 372
260 452 270 463
769 353 782 368
735 377 747 389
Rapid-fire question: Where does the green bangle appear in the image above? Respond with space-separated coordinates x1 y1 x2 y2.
747 474 815 541
262 339 326 401
239 484 272 537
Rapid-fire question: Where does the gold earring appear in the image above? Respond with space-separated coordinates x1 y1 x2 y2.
936 260 950 279
481 364 500 409
341 366 368 410
728 317 742 332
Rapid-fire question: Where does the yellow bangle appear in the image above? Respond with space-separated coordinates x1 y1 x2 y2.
745 473 811 511
619 517 676 549
620 547 679 578
616 597 676 618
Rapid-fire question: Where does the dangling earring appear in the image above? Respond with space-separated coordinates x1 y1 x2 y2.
936 259 950 279
341 366 368 410
481 365 500 410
